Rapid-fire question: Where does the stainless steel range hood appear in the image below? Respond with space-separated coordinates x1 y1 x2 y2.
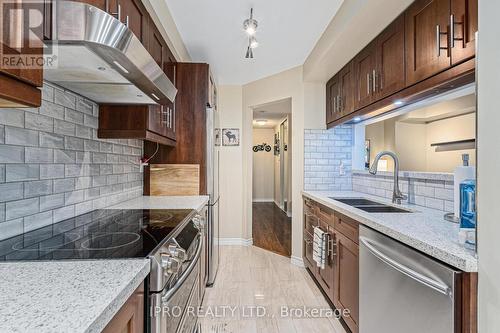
43 1 177 105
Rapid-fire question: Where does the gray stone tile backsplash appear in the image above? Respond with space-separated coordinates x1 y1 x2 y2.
304 125 354 191
0 82 143 241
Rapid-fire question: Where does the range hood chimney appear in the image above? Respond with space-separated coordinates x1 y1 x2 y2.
43 1 177 105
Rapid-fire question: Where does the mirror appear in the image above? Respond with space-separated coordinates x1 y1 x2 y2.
361 93 476 173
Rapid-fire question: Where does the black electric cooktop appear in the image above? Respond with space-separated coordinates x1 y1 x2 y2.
0 209 196 261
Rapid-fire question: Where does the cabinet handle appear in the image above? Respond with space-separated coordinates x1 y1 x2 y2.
449 14 464 49
372 69 377 93
125 15 129 28
110 3 121 21
367 73 371 96
436 24 448 57
333 96 337 114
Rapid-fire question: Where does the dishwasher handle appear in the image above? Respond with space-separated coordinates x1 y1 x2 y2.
360 236 452 297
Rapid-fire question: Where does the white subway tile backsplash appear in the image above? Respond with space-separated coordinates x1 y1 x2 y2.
0 109 24 128
25 113 53 132
40 101 65 120
54 119 75 136
40 164 65 179
55 89 76 109
0 82 142 241
39 132 64 148
23 211 53 232
6 198 39 220
304 126 353 191
5 127 39 146
0 183 24 202
6 164 39 182
40 193 65 211
0 145 24 163
352 171 454 212
25 147 54 163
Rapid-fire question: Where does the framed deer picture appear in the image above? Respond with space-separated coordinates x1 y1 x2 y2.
222 128 240 146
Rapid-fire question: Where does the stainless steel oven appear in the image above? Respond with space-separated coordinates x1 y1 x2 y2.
150 220 203 333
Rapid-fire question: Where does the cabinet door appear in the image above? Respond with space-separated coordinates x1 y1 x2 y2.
119 0 148 43
164 49 176 140
102 283 144 333
353 43 376 109
334 230 359 333
148 24 164 68
325 75 341 124
405 0 451 86
317 221 335 303
450 0 477 65
148 105 166 137
375 14 406 100
339 62 355 117
303 206 318 271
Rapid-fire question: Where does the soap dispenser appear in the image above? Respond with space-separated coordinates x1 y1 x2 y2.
459 179 476 250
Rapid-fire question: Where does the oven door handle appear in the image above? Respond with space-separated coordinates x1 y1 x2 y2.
162 233 203 303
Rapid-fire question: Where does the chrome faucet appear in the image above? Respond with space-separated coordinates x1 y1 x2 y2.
369 151 407 204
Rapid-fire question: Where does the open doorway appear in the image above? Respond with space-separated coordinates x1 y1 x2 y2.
251 98 292 257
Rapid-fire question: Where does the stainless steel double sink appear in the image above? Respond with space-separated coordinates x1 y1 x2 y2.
329 198 412 213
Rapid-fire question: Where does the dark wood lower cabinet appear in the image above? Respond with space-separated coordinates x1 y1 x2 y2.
333 230 359 333
303 197 477 333
102 282 144 333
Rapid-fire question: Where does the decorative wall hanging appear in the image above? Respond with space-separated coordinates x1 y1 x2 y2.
253 143 272 152
222 128 240 146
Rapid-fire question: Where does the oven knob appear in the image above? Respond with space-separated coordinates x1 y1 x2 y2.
168 244 187 261
160 255 180 274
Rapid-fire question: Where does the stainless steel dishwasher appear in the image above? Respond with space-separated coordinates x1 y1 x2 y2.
359 226 461 333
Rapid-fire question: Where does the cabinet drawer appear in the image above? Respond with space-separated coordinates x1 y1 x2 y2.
334 213 359 244
316 203 334 226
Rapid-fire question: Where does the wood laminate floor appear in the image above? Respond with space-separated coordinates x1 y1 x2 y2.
200 246 347 333
252 202 291 257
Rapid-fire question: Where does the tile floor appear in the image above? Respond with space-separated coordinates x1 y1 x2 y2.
200 246 347 333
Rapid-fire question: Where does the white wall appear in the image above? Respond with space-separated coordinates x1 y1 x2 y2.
252 128 275 202
478 0 500 331
218 86 244 239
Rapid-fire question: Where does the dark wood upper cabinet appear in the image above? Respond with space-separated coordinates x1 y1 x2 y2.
326 74 341 124
339 62 355 117
333 229 359 333
374 14 406 100
0 0 43 107
353 43 376 109
148 24 165 68
119 0 148 43
405 0 451 86
450 0 477 65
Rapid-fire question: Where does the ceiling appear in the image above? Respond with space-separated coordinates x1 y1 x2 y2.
165 0 343 85
253 98 291 128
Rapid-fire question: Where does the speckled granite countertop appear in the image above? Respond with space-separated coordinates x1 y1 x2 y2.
0 259 150 333
302 191 478 272
108 195 210 212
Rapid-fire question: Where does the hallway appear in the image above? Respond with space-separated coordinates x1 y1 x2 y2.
252 202 291 257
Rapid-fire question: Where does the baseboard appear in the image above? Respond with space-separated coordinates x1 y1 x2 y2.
252 199 274 203
218 238 253 246
290 256 305 267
